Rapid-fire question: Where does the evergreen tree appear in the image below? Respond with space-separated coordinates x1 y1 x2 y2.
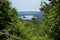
0 0 22 40
0 0 11 30
40 0 60 40
32 18 40 25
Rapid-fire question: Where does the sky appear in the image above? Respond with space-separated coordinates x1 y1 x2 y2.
11 0 49 11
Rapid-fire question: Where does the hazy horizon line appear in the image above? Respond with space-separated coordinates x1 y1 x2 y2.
17 10 40 12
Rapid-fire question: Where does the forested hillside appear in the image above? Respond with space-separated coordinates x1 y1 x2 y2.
0 0 60 40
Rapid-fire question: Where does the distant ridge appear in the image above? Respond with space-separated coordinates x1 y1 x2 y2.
18 11 42 16
18 11 43 21
18 10 41 11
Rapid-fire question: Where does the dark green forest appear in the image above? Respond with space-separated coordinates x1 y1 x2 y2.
0 0 60 40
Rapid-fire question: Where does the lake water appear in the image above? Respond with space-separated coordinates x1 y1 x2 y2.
18 11 43 20
20 15 37 20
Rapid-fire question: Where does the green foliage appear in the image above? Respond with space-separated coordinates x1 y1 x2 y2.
40 0 60 40
0 0 11 30
0 0 55 40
